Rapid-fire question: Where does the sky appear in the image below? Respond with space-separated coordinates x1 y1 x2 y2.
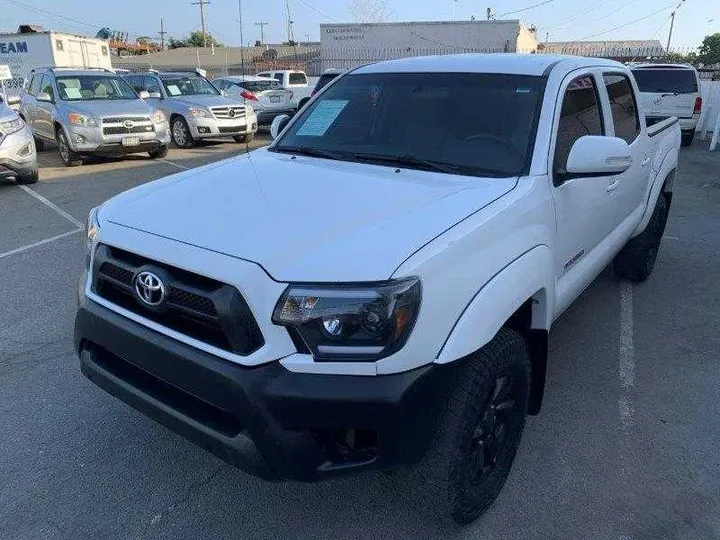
0 0 717 50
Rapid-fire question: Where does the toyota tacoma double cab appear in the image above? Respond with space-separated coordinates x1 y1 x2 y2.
75 55 680 525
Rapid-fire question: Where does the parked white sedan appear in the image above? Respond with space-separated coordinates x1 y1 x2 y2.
213 76 295 126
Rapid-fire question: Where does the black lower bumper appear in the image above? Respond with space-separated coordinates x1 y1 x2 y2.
0 159 37 179
75 299 456 482
86 141 165 157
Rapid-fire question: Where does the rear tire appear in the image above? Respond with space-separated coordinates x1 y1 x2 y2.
33 137 45 152
233 133 255 144
613 195 668 282
405 328 531 525
171 116 195 148
16 169 39 185
681 131 695 147
148 145 169 159
56 129 83 167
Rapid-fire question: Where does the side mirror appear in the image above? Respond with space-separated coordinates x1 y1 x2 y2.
149 92 162 99
37 92 53 103
138 90 150 100
566 135 632 176
270 114 291 140
220 89 227 96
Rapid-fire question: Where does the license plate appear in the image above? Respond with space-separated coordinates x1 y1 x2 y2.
270 96 281 103
122 136 140 147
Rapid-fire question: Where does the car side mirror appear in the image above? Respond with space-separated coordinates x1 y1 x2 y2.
138 90 150 100
270 114 291 140
219 89 227 96
37 92 53 103
149 92 162 99
565 135 632 176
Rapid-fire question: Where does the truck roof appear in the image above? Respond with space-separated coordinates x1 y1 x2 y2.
353 53 625 77
631 63 697 71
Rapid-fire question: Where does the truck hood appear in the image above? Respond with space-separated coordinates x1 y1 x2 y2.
101 148 517 282
62 99 153 118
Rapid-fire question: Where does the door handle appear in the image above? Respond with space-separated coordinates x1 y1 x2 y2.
641 157 651 168
607 179 620 192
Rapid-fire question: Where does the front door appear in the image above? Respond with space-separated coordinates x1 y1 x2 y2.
35 74 56 140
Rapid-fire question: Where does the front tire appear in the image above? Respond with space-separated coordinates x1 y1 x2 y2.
148 145 169 159
613 195 668 282
408 328 531 525
16 169 39 184
171 116 195 148
233 133 255 144
56 129 83 167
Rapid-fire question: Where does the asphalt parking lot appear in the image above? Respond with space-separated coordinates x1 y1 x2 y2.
1 138 719 540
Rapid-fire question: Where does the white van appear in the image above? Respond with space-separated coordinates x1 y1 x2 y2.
631 64 702 146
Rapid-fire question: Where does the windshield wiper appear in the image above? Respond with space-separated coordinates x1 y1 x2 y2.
272 145 348 161
352 152 461 175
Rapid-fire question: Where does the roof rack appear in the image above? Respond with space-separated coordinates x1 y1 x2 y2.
30 66 116 74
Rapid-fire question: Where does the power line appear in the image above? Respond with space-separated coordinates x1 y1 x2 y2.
577 3 677 41
497 0 556 18
292 0 343 23
546 0 622 31
255 21 269 44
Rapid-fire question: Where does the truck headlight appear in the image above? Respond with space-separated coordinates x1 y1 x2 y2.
188 107 212 118
152 110 167 125
272 278 421 361
69 113 97 127
0 117 24 135
85 206 99 270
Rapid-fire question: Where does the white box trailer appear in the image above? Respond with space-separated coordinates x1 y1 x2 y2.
0 30 112 99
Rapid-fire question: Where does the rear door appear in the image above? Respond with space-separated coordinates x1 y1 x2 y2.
632 68 699 122
35 74 56 139
600 72 650 228
551 72 617 279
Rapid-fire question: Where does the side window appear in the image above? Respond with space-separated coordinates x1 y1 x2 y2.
144 76 161 95
554 75 604 175
603 74 639 144
125 75 142 92
289 72 307 85
27 74 42 95
39 75 55 100
274 73 284 83
214 80 227 90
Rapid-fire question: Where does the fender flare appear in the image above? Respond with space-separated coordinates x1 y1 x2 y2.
633 149 678 237
436 245 554 364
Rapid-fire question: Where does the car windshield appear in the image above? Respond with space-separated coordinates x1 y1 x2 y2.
632 69 698 94
240 80 281 92
273 72 546 178
56 75 138 101
161 75 219 96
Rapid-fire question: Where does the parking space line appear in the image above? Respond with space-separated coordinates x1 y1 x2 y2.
17 185 84 229
618 280 635 539
0 228 82 260
157 159 190 171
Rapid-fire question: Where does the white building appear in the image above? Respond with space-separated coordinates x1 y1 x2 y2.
320 20 538 70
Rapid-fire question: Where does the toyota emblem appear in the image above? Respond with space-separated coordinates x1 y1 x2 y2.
134 271 166 307
123 120 135 129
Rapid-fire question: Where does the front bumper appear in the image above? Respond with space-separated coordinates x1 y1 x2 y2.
187 114 258 139
0 125 37 178
67 123 171 154
75 298 456 482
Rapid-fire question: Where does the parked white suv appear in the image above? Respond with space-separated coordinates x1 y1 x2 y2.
632 63 702 146
76 54 680 525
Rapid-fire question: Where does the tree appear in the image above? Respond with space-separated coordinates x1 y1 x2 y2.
168 37 188 49
698 33 720 65
186 31 223 48
347 0 392 23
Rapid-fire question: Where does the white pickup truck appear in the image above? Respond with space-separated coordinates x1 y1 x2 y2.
75 55 680 525
256 69 313 110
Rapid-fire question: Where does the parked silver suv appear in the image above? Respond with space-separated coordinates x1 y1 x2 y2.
123 70 258 148
19 67 170 167
0 97 38 183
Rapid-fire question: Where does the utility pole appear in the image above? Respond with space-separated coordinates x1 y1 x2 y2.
191 0 211 47
284 0 295 45
486 7 493 20
666 0 686 53
238 0 245 74
255 21 269 45
545 32 549 43
158 18 167 50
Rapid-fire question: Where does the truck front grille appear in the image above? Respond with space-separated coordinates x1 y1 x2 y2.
91 245 264 356
210 106 246 120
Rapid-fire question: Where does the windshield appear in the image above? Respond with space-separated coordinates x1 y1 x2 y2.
241 80 281 92
632 69 698 94
274 72 546 178
56 76 138 101
161 75 219 97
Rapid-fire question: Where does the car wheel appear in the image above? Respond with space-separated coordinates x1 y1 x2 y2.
15 168 39 185
148 145 169 159
233 133 255 144
56 129 83 167
171 117 195 148
681 131 695 147
614 195 668 282
405 328 530 525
